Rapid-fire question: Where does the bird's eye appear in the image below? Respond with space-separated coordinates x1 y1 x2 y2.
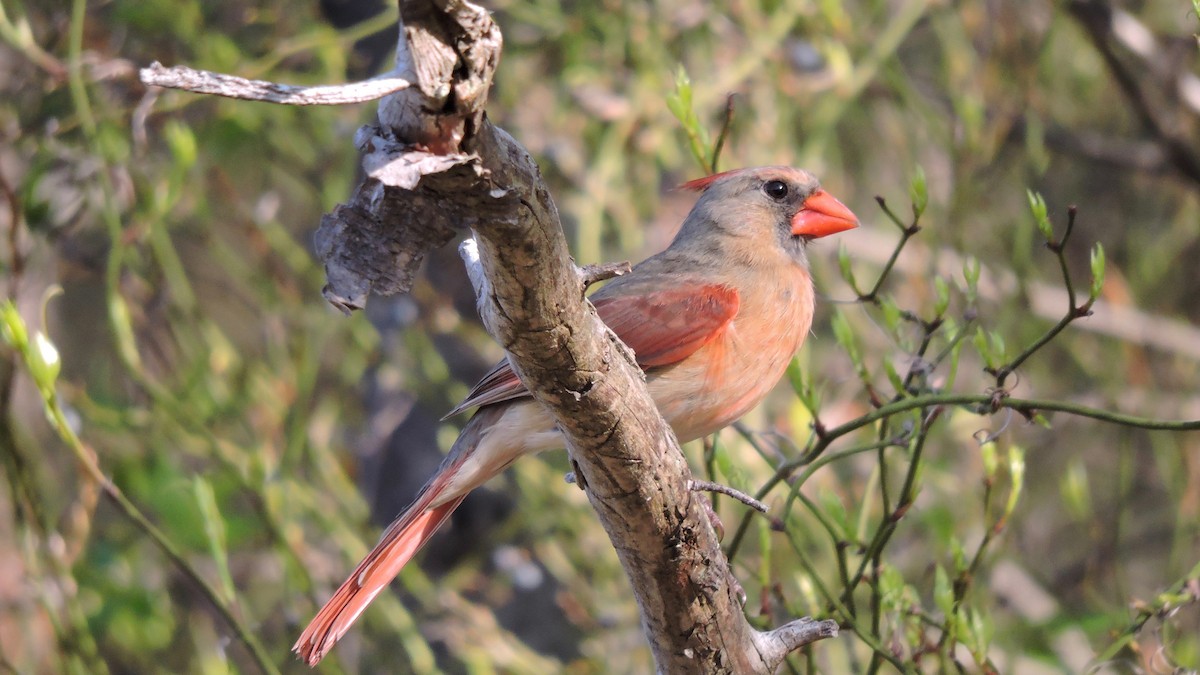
763 180 789 200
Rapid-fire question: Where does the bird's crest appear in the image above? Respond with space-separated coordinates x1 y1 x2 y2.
678 168 748 192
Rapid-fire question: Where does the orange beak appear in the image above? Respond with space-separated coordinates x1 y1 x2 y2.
791 189 859 238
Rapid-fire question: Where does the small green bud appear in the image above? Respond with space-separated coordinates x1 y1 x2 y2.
909 165 928 218
165 120 198 171
980 439 998 479
1089 242 1106 300
1060 457 1092 521
962 256 980 304
934 277 950 317
837 243 857 290
1005 445 1026 518
883 358 904 393
831 310 860 365
934 564 953 617
1026 190 1052 240
880 296 902 333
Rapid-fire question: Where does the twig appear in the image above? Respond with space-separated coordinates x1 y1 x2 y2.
843 227 1200 361
0 163 22 299
709 93 736 174
1067 1 1200 186
726 437 904 563
992 206 1091 387
751 618 840 666
857 196 921 304
139 61 411 105
0 1 67 80
846 412 936 609
59 4 282 666
725 391 1200 561
4 335 281 675
688 479 769 513
578 260 632 290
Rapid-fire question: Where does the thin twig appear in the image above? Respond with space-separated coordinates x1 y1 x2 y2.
709 93 736 174
993 207 1091 387
42 380 281 675
858 196 921 304
725 391 1200 561
139 62 411 105
689 479 769 513
61 3 281 667
1067 1 1200 186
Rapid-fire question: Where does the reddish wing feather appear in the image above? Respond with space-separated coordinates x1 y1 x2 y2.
446 284 740 415
591 285 739 366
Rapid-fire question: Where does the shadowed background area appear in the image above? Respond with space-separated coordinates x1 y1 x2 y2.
1 0 1198 672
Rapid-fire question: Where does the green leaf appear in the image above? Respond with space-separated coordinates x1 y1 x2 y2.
32 332 61 386
965 607 994 662
1060 456 1092 521
1089 242 1106 300
879 565 906 608
1 299 60 392
0 301 29 352
192 477 236 604
879 296 902 333
934 564 954 617
909 165 928 218
934 277 950 317
831 310 861 366
973 326 1002 370
786 358 820 412
837 243 857 290
979 440 998 479
951 537 967 572
666 65 711 173
962 256 980 304
1026 190 1052 241
1005 445 1026 519
988 331 1006 366
883 358 905 394
819 490 852 540
165 119 198 171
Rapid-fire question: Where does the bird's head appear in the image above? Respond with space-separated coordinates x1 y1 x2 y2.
677 166 859 265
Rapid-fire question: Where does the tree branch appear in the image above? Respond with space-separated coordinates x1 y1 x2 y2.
138 62 411 105
142 0 838 670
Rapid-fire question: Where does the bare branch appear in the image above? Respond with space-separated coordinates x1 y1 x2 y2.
752 618 840 666
578 261 633 290
138 62 411 105
689 479 770 514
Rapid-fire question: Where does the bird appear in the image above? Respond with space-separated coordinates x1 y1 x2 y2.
294 166 859 666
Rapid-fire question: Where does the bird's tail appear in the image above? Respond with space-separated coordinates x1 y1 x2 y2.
293 406 503 666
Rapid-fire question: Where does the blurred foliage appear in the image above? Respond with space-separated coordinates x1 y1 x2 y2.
2 0 1200 673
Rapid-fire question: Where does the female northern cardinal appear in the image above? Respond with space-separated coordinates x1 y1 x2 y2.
295 166 858 665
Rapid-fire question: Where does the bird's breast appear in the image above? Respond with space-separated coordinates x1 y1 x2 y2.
649 270 814 443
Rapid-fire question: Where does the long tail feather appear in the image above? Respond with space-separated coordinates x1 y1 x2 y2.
293 495 464 665
294 406 505 666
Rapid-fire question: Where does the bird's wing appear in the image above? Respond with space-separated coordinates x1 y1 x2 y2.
443 284 740 418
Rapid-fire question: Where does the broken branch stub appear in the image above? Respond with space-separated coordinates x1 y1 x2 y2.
314 125 521 312
313 0 501 312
